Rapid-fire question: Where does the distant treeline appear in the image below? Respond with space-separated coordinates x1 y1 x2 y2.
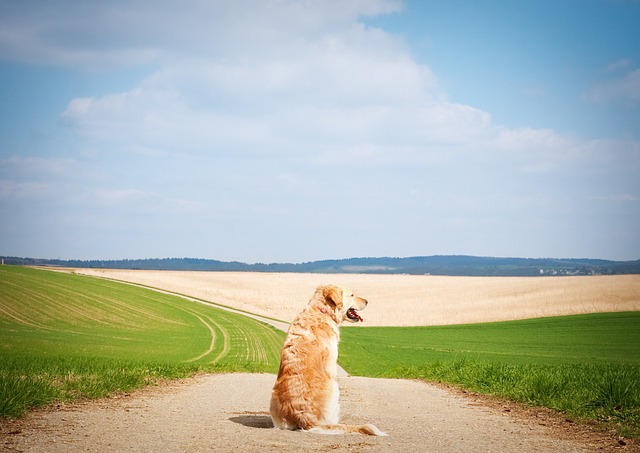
3 255 640 276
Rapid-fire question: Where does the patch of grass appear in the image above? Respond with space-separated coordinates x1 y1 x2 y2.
0 266 285 418
386 360 640 436
340 313 640 438
0 355 201 417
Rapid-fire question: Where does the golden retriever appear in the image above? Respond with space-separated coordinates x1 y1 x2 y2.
270 285 386 436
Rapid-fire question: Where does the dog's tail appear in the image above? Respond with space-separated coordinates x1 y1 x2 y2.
307 423 387 436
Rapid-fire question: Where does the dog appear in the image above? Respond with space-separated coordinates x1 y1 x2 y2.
270 285 386 436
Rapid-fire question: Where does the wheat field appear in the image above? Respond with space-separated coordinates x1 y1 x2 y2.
70 269 640 326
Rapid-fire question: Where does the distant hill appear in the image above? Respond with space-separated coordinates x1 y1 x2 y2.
3 255 640 276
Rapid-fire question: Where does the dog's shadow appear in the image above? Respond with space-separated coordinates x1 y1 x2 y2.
229 412 274 429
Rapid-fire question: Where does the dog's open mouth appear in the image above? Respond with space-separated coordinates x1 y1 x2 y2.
346 308 363 322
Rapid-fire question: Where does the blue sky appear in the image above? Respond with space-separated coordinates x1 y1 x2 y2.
1 0 639 262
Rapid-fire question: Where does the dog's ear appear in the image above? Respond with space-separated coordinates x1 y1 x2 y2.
322 285 343 310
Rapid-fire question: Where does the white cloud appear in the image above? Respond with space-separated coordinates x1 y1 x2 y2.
591 193 639 203
0 180 50 200
22 0 640 192
2 0 639 261
607 59 633 72
2 156 78 177
586 60 640 106
494 127 571 152
0 0 403 68
56 13 446 159
91 188 148 206
314 142 395 164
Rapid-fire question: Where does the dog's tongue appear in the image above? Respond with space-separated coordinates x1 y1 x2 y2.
348 308 363 322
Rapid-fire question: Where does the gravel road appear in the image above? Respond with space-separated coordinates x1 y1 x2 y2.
1 373 628 452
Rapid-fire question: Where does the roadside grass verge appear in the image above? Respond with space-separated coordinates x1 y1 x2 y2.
0 266 285 418
340 312 640 438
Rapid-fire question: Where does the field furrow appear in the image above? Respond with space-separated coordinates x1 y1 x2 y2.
208 314 231 364
182 311 218 363
0 266 286 419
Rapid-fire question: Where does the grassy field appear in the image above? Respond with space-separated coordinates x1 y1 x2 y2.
339 313 640 437
0 266 285 418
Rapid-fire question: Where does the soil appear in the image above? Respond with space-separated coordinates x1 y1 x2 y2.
1 373 635 453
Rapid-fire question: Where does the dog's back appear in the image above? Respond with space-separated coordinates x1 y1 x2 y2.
270 302 340 429
270 285 386 436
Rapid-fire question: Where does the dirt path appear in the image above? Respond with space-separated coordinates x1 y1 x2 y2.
1 373 629 452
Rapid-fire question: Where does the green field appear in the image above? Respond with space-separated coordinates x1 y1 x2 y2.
0 266 285 417
340 312 640 373
2 265 639 438
340 313 640 437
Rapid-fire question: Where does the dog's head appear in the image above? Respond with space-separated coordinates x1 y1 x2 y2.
317 285 368 324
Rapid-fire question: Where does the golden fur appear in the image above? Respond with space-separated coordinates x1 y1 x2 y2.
270 285 386 436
